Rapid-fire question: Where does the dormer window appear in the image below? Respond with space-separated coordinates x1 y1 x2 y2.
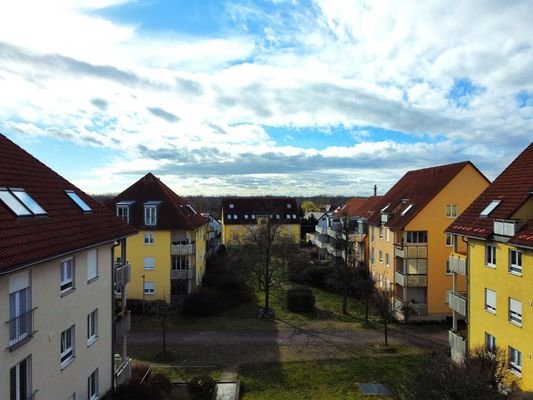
65 190 91 212
287 203 292 209
144 201 161 226
229 204 234 209
401 204 414 216
116 201 135 224
0 187 46 216
480 200 501 217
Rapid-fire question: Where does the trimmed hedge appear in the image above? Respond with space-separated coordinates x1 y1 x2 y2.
287 288 315 313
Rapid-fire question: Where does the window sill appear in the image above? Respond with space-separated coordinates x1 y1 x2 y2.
485 264 496 269
509 321 522 328
60 356 75 370
509 368 522 378
87 336 98 347
60 288 76 297
509 271 522 277
87 276 99 284
485 309 496 315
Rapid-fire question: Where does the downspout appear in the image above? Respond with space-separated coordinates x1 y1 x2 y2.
111 239 121 392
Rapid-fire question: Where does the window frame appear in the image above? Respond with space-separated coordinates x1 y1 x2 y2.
509 346 522 376
509 249 522 275
485 288 496 314
485 332 496 353
87 249 98 283
144 205 157 226
509 298 522 326
116 205 129 224
9 286 31 346
87 309 98 346
485 243 496 268
143 256 155 270
10 355 32 400
445 233 454 247
144 281 155 295
60 258 74 294
385 252 390 267
60 325 75 368
144 233 155 245
88 368 99 400
445 204 458 218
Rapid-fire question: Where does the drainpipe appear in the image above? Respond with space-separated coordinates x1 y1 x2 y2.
462 236 470 354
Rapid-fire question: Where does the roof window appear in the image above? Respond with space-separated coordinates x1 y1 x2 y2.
244 214 249 219
480 200 501 217
400 204 414 216
227 215 232 220
229 203 234 209
233 214 238 219
287 203 292 209
0 188 41 216
65 190 91 212
292 214 297 219
380 203 391 213
287 214 291 219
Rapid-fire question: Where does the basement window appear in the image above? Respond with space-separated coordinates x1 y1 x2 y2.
480 200 501 217
65 190 91 212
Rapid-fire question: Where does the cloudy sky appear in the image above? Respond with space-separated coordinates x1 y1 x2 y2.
0 0 532 196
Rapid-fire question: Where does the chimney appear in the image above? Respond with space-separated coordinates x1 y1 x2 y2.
373 185 377 197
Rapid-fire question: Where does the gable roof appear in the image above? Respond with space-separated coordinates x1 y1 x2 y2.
446 143 533 246
367 161 481 229
0 133 137 274
352 196 383 220
333 197 369 217
221 197 300 225
107 173 207 231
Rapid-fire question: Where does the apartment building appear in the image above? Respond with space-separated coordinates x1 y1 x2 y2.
0 133 136 399
221 197 301 245
446 143 533 390
107 173 208 305
367 161 489 320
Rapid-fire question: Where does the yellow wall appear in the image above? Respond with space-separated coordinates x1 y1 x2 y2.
469 239 533 391
222 222 301 245
406 163 489 316
369 224 396 290
126 230 172 302
195 225 207 286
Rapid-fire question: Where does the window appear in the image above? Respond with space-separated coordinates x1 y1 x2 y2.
509 347 522 376
445 234 454 247
445 260 452 274
244 214 249 219
60 258 74 293
287 203 292 209
10 356 31 400
485 243 496 267
144 281 155 295
252 214 256 219
87 249 98 282
380 203 391 212
378 273 383 288
144 205 157 226
87 310 98 345
386 228 390 242
370 247 375 264
406 231 427 244
11 189 47 215
400 204 413 216
379 250 383 263
379 226 383 239
65 190 91 212
143 257 155 270
229 203 234 209
385 253 390 267
480 200 501 217
446 204 457 218
227 214 232 220
9 286 31 346
144 233 155 245
172 255 189 270
286 214 291 219
509 298 522 326
276 214 280 219
233 214 238 219
485 333 496 353
116 201 134 224
0 187 46 216
60 326 75 367
371 226 375 242
485 288 496 314
88 369 99 400
509 250 522 275
292 214 297 219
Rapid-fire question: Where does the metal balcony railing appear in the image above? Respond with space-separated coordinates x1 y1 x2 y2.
315 225 327 234
394 246 405 258
171 269 193 280
448 292 467 316
449 330 467 362
171 242 195 256
115 262 131 288
6 307 37 350
114 356 132 386
394 271 427 287
448 253 467 275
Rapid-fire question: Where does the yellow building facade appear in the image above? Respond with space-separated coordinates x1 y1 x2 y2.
108 173 208 305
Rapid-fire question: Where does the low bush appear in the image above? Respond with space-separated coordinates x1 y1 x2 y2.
181 289 222 317
127 299 168 315
188 375 218 400
287 288 315 313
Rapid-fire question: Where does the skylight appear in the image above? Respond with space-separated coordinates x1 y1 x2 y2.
65 190 91 212
380 203 391 213
0 188 32 216
11 189 47 215
400 204 414 216
480 200 501 217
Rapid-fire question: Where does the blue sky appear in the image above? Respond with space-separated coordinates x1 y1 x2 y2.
0 0 532 196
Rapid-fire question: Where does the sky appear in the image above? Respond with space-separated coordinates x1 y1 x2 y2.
0 0 532 197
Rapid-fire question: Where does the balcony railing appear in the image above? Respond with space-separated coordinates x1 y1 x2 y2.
448 292 467 316
394 271 427 287
115 262 131 288
449 330 467 362
394 246 405 258
171 242 195 256
115 310 131 340
395 297 428 316
448 253 467 275
315 225 327 234
114 356 132 386
6 307 37 350
171 269 193 280
316 240 328 249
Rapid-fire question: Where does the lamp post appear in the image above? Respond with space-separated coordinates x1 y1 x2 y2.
141 274 145 315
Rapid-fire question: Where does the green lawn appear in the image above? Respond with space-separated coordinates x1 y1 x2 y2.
239 354 422 399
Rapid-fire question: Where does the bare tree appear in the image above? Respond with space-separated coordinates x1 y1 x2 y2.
371 288 395 345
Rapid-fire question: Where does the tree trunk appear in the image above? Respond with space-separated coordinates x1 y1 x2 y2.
384 320 388 346
264 260 270 312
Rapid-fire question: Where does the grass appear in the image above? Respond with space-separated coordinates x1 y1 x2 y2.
239 354 424 399
149 365 222 382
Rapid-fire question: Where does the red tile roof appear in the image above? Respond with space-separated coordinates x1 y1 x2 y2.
221 197 300 225
447 143 533 246
353 196 383 219
107 173 207 230
368 161 483 229
333 197 369 217
0 133 137 273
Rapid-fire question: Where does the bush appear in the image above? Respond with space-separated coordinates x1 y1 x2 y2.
188 375 218 400
130 363 150 384
127 299 169 315
287 288 315 313
182 289 223 317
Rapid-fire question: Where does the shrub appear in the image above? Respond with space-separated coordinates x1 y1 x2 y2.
287 288 315 313
188 375 218 400
127 299 169 315
182 289 222 317
130 363 150 384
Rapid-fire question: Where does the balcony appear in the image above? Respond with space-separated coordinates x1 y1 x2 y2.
114 356 132 386
316 238 328 249
448 292 467 316
327 243 341 257
395 297 428 316
394 271 427 287
115 310 131 340
171 269 193 280
6 307 37 351
448 253 467 275
171 242 195 256
449 330 467 362
394 246 405 258
315 225 327 235
115 262 131 288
